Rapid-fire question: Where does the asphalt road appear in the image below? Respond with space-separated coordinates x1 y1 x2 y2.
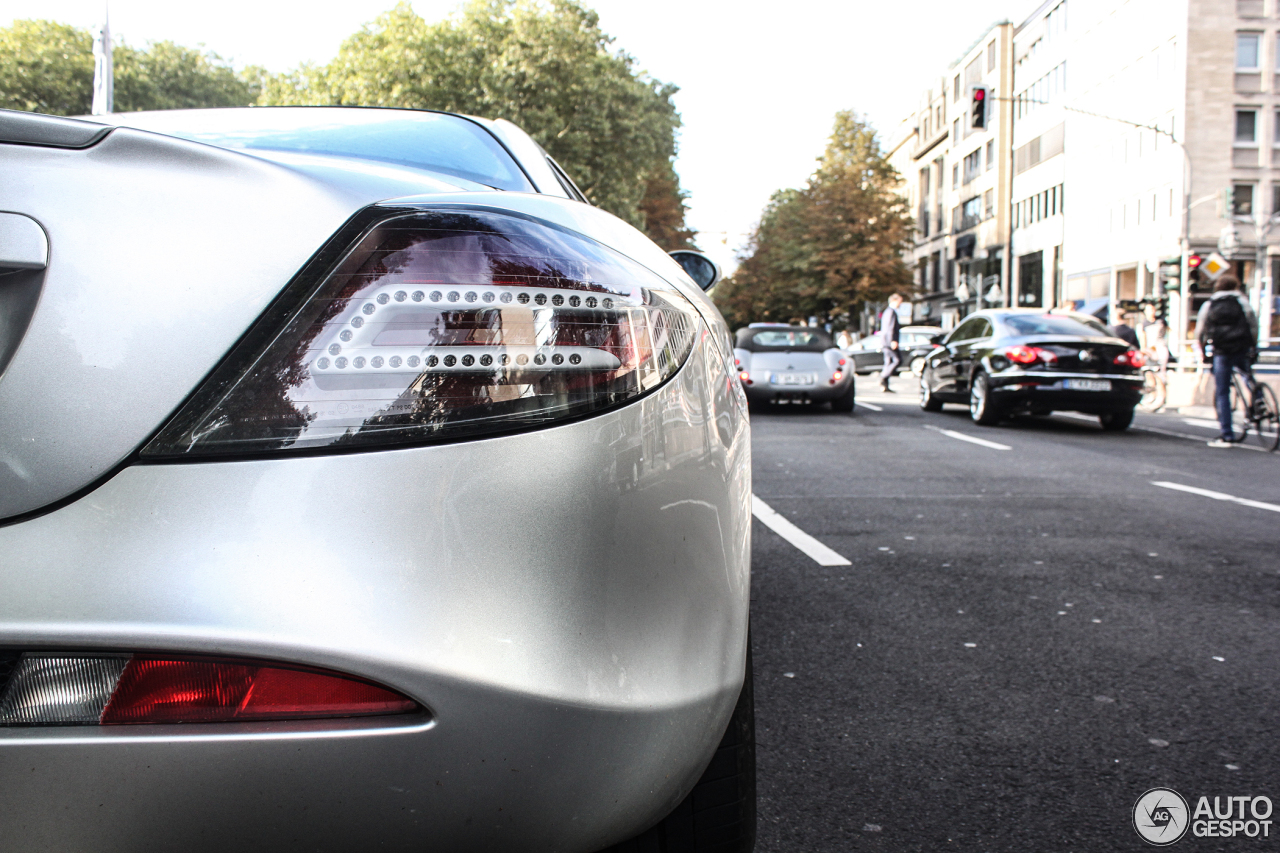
748 379 1280 852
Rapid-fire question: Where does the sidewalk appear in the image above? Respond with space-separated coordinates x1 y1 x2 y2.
1166 372 1280 418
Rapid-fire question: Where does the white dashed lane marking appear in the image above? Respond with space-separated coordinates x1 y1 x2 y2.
854 400 884 412
925 425 1011 451
1151 481 1280 514
751 495 852 566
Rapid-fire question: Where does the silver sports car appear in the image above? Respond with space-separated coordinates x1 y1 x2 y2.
734 324 855 411
0 106 753 852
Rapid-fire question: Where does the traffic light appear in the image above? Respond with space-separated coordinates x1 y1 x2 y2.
1187 253 1204 290
970 86 988 130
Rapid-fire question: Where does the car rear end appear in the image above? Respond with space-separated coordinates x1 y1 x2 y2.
0 110 752 852
983 313 1145 416
734 327 853 408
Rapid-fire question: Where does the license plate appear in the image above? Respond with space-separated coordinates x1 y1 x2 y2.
775 372 815 385
1063 378 1111 392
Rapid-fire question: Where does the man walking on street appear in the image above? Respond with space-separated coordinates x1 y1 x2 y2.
879 293 904 392
1194 274 1258 447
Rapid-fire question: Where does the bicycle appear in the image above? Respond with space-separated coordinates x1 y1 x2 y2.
1225 367 1280 450
1138 363 1166 412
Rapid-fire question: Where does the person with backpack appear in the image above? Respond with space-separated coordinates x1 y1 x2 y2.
1194 274 1259 447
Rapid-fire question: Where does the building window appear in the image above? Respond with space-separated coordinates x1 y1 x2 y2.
953 117 960 140
963 149 982 184
1273 184 1280 215
952 163 960 188
983 189 994 218
1237 33 1261 70
954 75 961 101
987 40 996 72
1233 183 1254 216
986 139 995 170
1236 109 1258 143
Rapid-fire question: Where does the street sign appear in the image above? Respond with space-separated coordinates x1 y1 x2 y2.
1200 252 1231 280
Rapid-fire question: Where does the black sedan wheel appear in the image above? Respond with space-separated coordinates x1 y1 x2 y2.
919 375 942 412
1098 408 1134 431
969 373 1000 426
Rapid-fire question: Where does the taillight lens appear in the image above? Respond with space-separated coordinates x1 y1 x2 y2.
0 654 417 725
1114 349 1145 368
142 209 700 458
997 345 1058 366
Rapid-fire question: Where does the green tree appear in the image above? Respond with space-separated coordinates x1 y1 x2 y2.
0 19 93 115
260 0 693 240
714 111 914 330
0 19 260 115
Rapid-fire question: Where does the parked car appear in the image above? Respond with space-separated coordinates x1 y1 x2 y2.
918 309 1144 429
0 106 754 853
845 325 942 376
734 324 855 411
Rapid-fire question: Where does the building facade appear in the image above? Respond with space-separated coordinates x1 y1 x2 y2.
892 0 1280 353
889 22 1015 331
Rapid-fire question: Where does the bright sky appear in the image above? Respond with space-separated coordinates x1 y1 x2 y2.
5 0 1036 272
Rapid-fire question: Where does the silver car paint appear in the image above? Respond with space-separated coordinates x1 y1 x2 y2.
0 326 751 851
1 110 752 851
734 347 852 403
0 124 716 521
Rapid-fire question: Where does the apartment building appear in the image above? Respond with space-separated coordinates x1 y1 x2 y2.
888 21 1015 330
893 0 1280 351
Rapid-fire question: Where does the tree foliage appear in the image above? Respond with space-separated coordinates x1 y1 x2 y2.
0 19 261 115
260 0 694 246
714 111 914 330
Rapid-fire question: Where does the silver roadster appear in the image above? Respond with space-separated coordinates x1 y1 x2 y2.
0 106 753 852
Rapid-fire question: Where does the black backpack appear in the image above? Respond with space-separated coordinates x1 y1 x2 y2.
1206 294 1252 353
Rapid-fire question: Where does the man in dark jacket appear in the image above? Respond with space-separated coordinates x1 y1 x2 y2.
1194 275 1259 447
879 293 904 392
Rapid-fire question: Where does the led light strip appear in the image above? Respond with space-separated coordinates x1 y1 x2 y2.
313 345 622 374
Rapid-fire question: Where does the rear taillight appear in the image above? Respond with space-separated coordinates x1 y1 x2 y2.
829 371 843 385
740 371 752 385
997 345 1058 366
0 654 416 725
1114 349 1145 368
142 209 700 458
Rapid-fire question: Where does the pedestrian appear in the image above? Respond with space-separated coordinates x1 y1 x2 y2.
1109 311 1141 348
878 293 904 392
1194 274 1259 447
1141 305 1170 373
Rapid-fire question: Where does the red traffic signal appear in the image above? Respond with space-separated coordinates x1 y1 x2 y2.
970 85 989 130
1188 254 1203 269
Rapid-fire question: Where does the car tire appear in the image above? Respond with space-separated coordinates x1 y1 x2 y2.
830 384 855 413
1098 407 1134 431
909 355 926 376
600 644 756 853
919 375 943 412
969 372 1000 426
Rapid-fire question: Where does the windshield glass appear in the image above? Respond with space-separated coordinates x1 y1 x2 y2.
1001 314 1110 338
109 108 534 192
743 328 833 351
901 331 936 346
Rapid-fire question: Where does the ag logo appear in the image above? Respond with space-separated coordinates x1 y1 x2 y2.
1134 788 1190 845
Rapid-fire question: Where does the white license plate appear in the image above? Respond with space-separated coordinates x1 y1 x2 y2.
775 372 815 386
1063 378 1112 392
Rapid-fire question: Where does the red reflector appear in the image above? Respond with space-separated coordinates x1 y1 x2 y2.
100 659 416 724
837 358 847 366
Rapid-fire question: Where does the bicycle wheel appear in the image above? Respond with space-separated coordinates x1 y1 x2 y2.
1252 383 1280 451
1138 370 1165 412
1227 377 1250 442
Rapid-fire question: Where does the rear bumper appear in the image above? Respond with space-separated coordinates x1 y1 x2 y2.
0 338 752 852
988 371 1142 413
741 376 853 404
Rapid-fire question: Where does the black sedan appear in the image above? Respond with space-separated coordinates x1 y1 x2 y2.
919 310 1145 429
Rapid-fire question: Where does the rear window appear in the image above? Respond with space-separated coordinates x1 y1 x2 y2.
1001 314 1110 337
109 108 534 192
737 328 833 352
